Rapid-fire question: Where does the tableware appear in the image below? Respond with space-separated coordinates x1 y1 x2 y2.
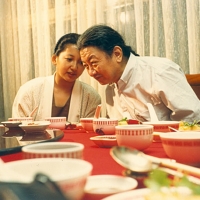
84 175 138 200
110 146 200 178
142 121 179 132
4 158 93 200
146 103 159 121
45 117 66 130
22 141 84 159
102 188 150 200
80 118 94 132
160 132 200 166
115 125 154 150
1 121 22 128
94 104 101 119
0 158 29 182
19 121 51 133
90 135 118 148
29 106 38 117
8 117 33 123
93 118 118 135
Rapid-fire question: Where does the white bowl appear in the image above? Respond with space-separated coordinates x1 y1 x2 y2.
84 175 138 200
90 135 118 148
19 121 51 133
4 158 93 200
8 117 33 123
160 132 200 166
93 118 118 135
45 117 66 130
115 125 154 150
142 121 179 132
80 118 94 132
22 142 84 159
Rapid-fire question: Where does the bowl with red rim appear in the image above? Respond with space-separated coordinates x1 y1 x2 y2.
22 142 84 159
142 121 179 132
4 158 92 200
160 132 200 166
115 125 154 150
93 118 118 135
44 117 66 130
80 118 94 132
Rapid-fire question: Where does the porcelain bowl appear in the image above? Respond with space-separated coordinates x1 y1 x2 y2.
4 158 93 200
8 117 33 123
115 125 154 150
142 121 179 132
83 175 138 200
160 132 200 166
22 142 84 159
80 118 94 132
45 117 66 130
93 118 118 135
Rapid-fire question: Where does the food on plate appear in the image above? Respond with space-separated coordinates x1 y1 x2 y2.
144 169 200 199
179 120 200 131
118 117 140 125
27 122 39 125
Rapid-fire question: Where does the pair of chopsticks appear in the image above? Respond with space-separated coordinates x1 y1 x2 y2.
19 104 38 118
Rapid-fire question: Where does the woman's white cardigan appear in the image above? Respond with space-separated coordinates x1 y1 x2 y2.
12 75 101 122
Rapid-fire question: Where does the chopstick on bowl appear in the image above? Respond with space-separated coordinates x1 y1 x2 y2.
19 104 28 117
145 154 200 178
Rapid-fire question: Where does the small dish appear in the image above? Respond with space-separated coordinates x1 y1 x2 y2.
90 135 118 148
19 121 51 133
84 175 138 200
1 121 22 128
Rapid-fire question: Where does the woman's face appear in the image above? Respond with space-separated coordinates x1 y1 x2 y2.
80 46 123 85
52 44 85 82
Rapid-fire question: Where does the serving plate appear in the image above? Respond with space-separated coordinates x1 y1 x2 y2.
19 121 50 133
90 135 118 148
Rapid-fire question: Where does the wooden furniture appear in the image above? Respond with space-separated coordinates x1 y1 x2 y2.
185 74 200 100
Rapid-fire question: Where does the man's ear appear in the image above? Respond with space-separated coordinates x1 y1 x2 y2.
51 54 57 65
112 46 123 62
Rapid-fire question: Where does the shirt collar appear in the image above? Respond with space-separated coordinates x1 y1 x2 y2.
117 53 137 89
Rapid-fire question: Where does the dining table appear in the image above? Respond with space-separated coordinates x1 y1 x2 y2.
0 126 175 199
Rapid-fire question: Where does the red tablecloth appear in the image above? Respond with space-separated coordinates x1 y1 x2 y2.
0 130 168 176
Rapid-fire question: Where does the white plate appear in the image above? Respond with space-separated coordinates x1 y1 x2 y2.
90 135 118 148
84 175 138 200
19 121 51 133
1 121 22 128
102 188 149 200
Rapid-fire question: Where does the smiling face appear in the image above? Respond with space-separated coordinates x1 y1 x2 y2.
52 44 85 83
80 46 125 85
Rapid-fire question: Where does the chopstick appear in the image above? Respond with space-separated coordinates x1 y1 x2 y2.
19 104 28 117
145 154 200 179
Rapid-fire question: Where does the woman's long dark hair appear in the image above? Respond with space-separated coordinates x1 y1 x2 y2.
54 33 80 56
77 24 139 57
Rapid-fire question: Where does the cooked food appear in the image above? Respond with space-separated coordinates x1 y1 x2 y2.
118 117 140 125
179 120 200 131
144 169 200 200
